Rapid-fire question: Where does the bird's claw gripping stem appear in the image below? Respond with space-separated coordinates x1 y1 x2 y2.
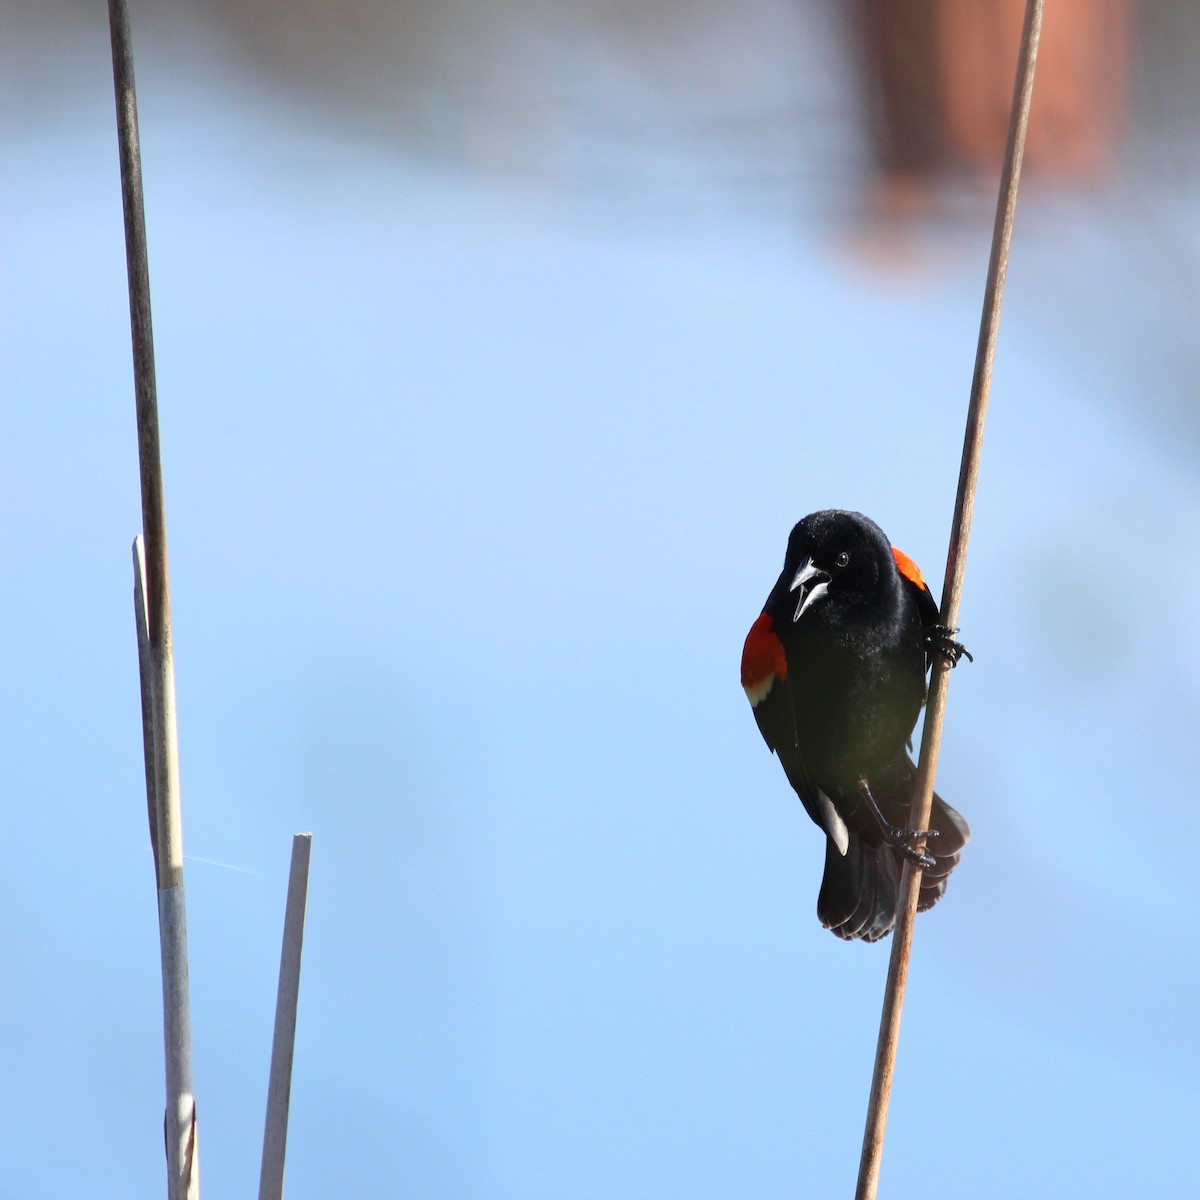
857 779 939 870
926 624 973 666
890 832 938 871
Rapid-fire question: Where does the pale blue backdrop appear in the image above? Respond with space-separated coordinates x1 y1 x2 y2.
3 3 1198 1197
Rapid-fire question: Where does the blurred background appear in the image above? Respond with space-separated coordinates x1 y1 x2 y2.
3 0 1200 1196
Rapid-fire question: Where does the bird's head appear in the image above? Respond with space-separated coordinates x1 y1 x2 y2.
767 509 895 623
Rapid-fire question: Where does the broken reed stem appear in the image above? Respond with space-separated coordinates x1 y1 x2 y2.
259 834 314 1200
854 3 1044 1198
133 544 161 879
109 1 199 1196
134 538 198 1200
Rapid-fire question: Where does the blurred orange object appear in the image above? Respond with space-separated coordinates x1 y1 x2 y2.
857 0 1128 186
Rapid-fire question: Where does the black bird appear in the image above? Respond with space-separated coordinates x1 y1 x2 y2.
741 509 970 942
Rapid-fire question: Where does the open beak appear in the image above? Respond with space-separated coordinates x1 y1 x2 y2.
789 558 830 621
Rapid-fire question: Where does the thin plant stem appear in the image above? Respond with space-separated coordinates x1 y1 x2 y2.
259 834 315 1200
855 3 1045 1197
109 0 198 1193
133 539 198 1200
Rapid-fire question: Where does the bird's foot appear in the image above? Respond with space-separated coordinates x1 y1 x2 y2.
926 624 973 666
886 827 939 870
857 779 939 870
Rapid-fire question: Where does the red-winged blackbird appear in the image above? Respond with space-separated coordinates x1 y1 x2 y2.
741 509 970 942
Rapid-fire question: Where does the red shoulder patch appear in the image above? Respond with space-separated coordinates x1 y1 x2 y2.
891 547 927 591
741 612 787 705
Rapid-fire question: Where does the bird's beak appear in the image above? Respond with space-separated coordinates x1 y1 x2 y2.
790 558 830 621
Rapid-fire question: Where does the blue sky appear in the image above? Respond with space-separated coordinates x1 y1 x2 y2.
3 6 1199 1198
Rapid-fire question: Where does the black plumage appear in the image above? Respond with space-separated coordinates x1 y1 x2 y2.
741 509 970 942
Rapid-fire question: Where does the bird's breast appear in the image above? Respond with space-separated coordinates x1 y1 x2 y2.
782 620 925 782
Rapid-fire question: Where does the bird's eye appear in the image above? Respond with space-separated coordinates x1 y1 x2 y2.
835 551 850 568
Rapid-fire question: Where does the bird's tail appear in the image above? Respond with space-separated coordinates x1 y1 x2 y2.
817 837 900 942
817 759 970 942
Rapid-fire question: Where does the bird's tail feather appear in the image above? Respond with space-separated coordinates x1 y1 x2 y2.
818 837 898 942
817 757 970 941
